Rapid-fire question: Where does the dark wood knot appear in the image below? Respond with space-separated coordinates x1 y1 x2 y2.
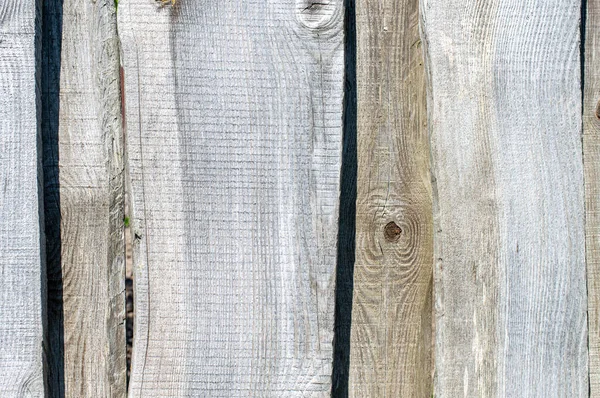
384 221 402 242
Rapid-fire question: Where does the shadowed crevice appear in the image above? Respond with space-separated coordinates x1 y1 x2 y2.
41 0 65 396
331 0 357 395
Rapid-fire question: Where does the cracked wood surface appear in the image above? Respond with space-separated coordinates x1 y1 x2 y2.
421 0 588 396
348 0 433 396
41 0 126 396
118 0 345 395
0 0 46 396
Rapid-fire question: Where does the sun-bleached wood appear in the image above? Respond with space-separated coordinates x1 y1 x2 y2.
0 0 46 396
584 0 600 394
349 0 432 396
118 0 344 395
421 0 587 396
41 0 126 395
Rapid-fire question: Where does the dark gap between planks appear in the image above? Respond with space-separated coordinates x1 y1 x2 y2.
331 0 358 395
41 0 65 395
125 203 134 384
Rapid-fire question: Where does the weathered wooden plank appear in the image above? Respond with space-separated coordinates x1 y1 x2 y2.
421 0 587 396
584 0 600 394
0 0 46 396
349 0 432 396
41 0 126 395
118 1 345 396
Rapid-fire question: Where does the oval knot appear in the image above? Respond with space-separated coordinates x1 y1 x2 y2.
296 0 337 29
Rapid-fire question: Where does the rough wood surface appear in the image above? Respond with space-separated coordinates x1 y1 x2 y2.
421 0 588 396
118 0 345 395
584 0 600 394
0 0 46 396
348 0 432 396
41 0 126 396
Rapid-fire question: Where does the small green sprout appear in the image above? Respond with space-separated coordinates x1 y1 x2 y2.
123 216 130 228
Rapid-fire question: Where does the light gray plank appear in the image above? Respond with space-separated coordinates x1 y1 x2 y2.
118 1 345 396
349 0 433 396
584 0 600 394
420 0 588 396
41 0 126 395
0 0 46 396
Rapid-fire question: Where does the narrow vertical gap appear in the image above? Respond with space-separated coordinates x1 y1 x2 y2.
331 0 357 395
119 58 135 388
125 204 133 386
40 0 65 396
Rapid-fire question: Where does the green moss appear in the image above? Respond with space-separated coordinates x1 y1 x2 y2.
123 216 130 228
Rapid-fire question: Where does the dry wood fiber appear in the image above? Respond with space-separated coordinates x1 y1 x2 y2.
421 0 588 396
348 0 432 396
584 0 600 395
41 0 126 395
0 0 46 396
118 0 345 396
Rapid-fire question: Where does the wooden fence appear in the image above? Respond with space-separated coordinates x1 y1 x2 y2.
0 0 597 396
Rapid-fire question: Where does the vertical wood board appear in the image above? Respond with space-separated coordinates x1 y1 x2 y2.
349 0 433 396
41 0 126 395
421 0 587 396
0 0 46 396
118 0 345 396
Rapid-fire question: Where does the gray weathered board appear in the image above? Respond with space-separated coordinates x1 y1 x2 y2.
349 0 433 396
41 0 126 396
585 0 600 395
0 0 46 396
118 0 345 396
421 0 588 396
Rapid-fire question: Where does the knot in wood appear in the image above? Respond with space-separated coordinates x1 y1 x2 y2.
296 0 338 30
384 221 402 242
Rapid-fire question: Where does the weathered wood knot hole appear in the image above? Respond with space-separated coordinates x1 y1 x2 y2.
296 0 336 29
595 100 600 120
384 221 402 242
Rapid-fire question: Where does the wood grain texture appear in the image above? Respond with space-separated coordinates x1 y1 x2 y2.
0 0 46 396
349 0 432 396
118 0 345 395
584 0 600 394
421 0 588 396
41 0 126 396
